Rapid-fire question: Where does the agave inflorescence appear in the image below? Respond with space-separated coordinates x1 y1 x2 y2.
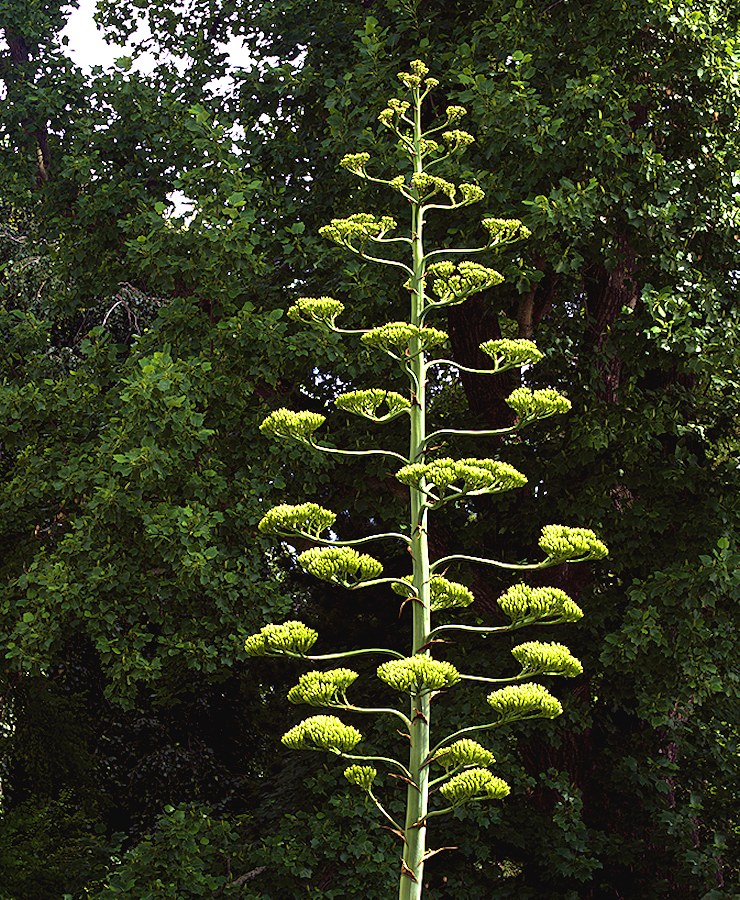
245 60 608 900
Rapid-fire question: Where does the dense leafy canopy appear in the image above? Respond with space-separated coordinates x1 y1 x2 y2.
0 0 738 896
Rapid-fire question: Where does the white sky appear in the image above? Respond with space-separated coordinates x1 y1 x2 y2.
61 0 251 74
62 0 127 69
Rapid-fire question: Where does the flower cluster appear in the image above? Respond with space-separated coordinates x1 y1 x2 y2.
427 261 504 306
458 183 485 205
281 715 362 753
287 296 345 328
391 574 475 611
506 387 571 422
511 641 583 678
411 172 456 202
258 502 336 539
377 655 460 694
378 97 411 128
244 620 318 657
260 408 325 442
486 682 563 721
439 769 510 806
479 338 544 370
287 668 359 706
442 129 475 150
335 389 410 421
497 583 583 626
539 524 609 563
395 457 527 500
361 322 448 357
344 764 377 791
445 105 467 123
397 59 432 89
433 739 495 770
297 546 383 587
319 213 397 249
481 217 532 246
339 152 370 176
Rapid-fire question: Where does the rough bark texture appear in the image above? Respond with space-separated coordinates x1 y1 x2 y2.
1 28 51 184
583 232 640 402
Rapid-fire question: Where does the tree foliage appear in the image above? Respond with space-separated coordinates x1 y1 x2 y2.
0 0 738 896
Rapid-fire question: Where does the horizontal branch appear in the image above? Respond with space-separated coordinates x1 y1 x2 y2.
427 623 513 641
339 703 412 729
352 576 419 592
308 647 405 662
340 751 413 781
424 245 490 262
373 235 413 246
430 553 549 574
421 426 514 446
426 358 517 376
310 441 409 465
359 250 414 275
308 532 412 548
429 713 550 758
458 672 529 685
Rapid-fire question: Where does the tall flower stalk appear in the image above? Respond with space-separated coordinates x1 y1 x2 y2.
247 61 608 899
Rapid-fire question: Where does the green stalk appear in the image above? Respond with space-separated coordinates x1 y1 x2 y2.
399 82 431 900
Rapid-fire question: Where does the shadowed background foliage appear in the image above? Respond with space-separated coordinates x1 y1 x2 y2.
0 0 737 896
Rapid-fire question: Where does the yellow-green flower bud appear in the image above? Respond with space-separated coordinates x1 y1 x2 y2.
258 502 336 539
411 172 456 201
410 60 430 77
281 715 362 753
442 129 475 149
424 77 440 89
244 620 318 657
377 655 460 694
481 217 532 245
319 213 397 247
391 575 474 611
459 183 486 205
445 105 467 123
335 389 410 421
388 98 411 114
439 768 510 805
340 152 370 176
428 261 503 306
480 338 544 370
426 261 455 278
297 546 383 587
378 108 395 127
344 764 377 790
361 322 448 356
486 682 563 720
395 457 527 499
511 641 583 678
287 668 359 706
497 583 583 625
260 408 326 442
287 296 345 327
434 739 495 770
539 525 608 562
506 387 571 422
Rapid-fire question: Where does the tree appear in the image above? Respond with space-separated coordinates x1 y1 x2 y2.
0 0 737 895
